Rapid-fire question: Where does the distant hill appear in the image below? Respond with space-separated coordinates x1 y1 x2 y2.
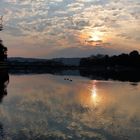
52 58 80 66
8 57 81 66
8 57 48 62
7 50 140 69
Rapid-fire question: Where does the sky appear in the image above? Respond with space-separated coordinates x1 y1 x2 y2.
0 0 140 58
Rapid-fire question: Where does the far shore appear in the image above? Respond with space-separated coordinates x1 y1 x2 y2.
0 62 139 82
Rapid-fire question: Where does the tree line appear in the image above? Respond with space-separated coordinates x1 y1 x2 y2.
80 50 140 69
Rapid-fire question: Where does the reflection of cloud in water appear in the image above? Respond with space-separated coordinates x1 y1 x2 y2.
0 75 140 140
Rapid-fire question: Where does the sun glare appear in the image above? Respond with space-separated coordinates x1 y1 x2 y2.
91 85 97 100
90 35 100 41
80 30 105 45
89 31 104 41
90 81 98 104
90 80 101 107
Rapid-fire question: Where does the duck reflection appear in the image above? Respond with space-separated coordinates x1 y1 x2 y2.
0 71 9 103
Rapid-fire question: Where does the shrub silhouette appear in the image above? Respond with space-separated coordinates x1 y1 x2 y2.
0 40 7 61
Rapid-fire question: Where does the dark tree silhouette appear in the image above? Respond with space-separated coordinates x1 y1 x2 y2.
80 50 140 68
0 16 7 61
0 40 7 61
129 50 139 57
0 16 9 103
79 50 140 82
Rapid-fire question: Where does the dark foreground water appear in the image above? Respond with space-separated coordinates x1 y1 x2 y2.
0 74 140 140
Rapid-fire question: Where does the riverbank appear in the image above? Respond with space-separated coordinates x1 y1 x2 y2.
6 64 140 82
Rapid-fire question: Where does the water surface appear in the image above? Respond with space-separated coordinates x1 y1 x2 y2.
0 74 140 140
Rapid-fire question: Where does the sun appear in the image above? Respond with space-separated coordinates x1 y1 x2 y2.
89 31 103 42
79 30 106 45
90 34 100 41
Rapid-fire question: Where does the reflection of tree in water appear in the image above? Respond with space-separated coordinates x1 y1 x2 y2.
0 72 9 103
0 71 9 139
0 123 4 139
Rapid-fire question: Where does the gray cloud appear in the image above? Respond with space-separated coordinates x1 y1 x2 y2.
46 46 121 58
0 0 140 58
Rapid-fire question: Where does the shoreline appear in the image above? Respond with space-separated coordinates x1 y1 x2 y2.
1 64 139 82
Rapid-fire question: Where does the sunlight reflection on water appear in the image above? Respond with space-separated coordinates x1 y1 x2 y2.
90 81 98 107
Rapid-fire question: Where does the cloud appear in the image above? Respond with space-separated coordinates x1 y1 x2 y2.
0 0 140 57
46 46 121 58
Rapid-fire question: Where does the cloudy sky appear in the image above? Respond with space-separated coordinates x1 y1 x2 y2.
0 0 140 58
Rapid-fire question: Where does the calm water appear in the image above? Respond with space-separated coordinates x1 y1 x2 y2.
0 74 140 140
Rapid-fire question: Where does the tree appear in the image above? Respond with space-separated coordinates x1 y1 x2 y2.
0 40 7 61
0 16 7 61
129 50 139 57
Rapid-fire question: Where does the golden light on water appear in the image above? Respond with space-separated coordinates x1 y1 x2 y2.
78 80 106 108
91 85 97 99
90 80 100 107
